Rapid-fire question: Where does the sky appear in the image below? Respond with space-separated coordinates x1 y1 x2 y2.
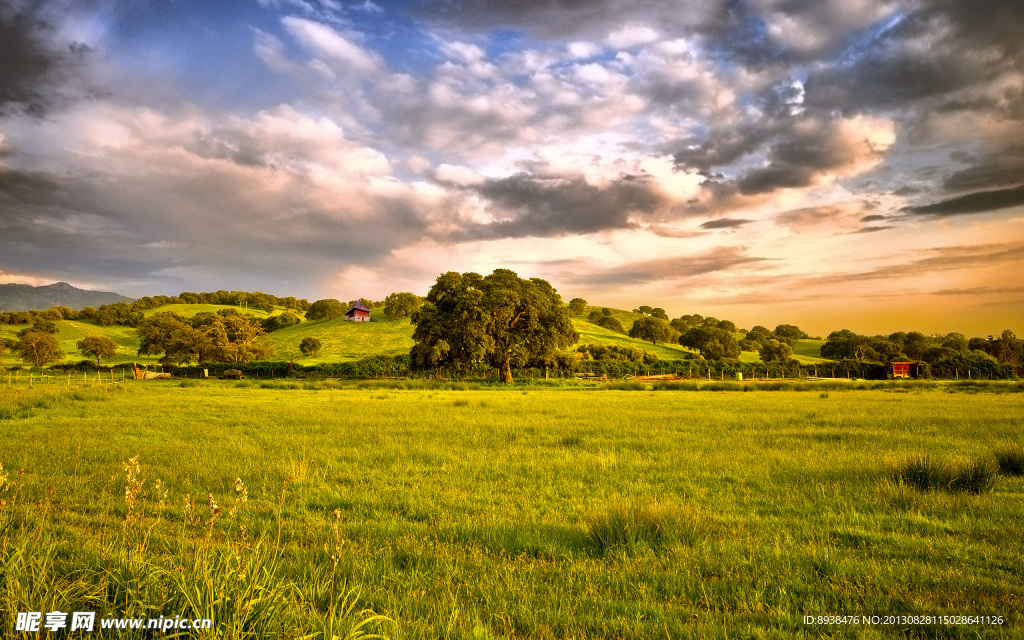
0 0 1022 337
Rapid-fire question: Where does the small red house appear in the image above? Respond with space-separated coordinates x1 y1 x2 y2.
345 300 371 322
888 361 923 379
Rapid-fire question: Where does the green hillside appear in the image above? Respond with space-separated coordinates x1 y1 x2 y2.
141 303 278 319
273 310 415 363
0 320 158 368
1 302 821 368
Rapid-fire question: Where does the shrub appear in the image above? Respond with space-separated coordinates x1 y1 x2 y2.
585 503 707 555
891 454 951 492
600 381 646 391
891 454 998 493
993 444 1024 476
948 457 999 493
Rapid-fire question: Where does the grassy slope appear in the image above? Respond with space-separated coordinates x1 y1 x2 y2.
1 303 820 368
1 384 1020 638
271 310 416 363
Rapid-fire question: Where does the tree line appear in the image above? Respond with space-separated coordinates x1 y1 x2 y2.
2 275 1020 380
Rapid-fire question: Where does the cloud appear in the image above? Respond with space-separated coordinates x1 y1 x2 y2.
0 102 444 294
804 1 1024 117
735 116 894 195
459 172 666 239
0 2 90 117
282 16 384 74
851 225 893 234
932 285 1024 297
557 246 770 287
700 218 753 229
409 0 717 41
860 214 888 222
942 147 1024 192
904 185 1024 218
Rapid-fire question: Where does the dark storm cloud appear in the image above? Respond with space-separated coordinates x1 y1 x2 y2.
0 157 433 296
942 147 1024 192
0 2 89 117
905 185 1024 218
860 214 887 223
735 120 862 195
559 246 768 287
804 0 1024 115
458 172 664 239
700 218 752 229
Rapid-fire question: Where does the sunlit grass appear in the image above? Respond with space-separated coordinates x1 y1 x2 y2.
0 384 1021 637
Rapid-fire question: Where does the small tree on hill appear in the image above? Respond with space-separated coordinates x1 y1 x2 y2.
596 315 625 334
305 299 346 321
16 331 65 367
383 292 423 320
78 336 119 367
300 337 323 357
628 316 675 345
680 326 740 360
568 298 588 314
758 338 793 363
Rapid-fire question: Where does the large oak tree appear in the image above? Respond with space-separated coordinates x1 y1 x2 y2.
410 270 578 383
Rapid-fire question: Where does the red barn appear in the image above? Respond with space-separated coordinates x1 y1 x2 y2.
345 300 371 322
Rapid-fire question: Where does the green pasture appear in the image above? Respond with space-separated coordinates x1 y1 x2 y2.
0 382 1021 638
141 304 278 319
791 339 828 364
272 310 416 363
571 317 697 361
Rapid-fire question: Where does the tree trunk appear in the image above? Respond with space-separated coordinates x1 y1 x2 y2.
499 353 514 384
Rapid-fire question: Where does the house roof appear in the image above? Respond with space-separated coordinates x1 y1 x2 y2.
346 300 369 313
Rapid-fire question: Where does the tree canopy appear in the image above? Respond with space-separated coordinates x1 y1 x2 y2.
16 331 65 367
136 311 274 364
596 315 625 334
628 316 675 345
758 338 793 363
305 299 346 321
680 326 740 360
78 336 119 367
383 292 423 320
410 269 578 383
300 336 323 357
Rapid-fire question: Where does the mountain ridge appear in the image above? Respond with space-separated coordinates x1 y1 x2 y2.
0 282 134 312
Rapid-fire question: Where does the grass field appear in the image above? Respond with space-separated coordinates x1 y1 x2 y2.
1 381 1021 638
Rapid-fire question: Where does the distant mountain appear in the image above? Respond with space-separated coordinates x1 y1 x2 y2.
0 282 134 312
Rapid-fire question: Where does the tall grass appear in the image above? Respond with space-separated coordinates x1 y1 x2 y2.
993 443 1024 476
1 385 1022 638
890 454 999 493
0 457 392 639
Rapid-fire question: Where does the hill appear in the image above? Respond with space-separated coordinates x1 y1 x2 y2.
0 282 133 312
0 301 827 368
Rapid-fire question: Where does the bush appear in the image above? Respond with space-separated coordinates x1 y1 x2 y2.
993 444 1024 476
600 381 646 391
891 454 998 493
585 503 707 555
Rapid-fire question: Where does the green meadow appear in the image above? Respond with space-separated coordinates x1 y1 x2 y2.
1 380 1022 638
